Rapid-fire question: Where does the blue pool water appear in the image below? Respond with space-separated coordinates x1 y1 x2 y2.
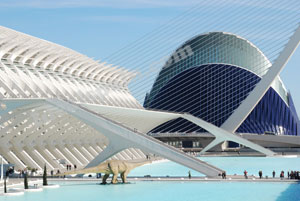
1 181 300 201
130 156 300 177
1 156 300 201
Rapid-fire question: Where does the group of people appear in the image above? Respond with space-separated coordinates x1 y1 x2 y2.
66 164 77 171
257 170 280 179
242 170 300 180
17 168 37 178
288 171 300 179
267 170 288 179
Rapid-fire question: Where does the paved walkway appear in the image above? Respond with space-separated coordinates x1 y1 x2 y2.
0 178 42 188
48 176 299 183
0 175 298 190
0 176 298 194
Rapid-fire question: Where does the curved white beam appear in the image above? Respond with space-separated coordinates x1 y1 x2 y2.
47 99 224 177
221 26 300 133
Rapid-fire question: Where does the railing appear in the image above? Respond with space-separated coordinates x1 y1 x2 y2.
148 132 214 137
61 99 223 172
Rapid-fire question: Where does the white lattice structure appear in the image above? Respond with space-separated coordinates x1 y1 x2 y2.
0 26 145 171
0 26 140 107
0 26 227 177
1 25 298 177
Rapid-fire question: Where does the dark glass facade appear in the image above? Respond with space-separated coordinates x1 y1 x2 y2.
144 32 299 136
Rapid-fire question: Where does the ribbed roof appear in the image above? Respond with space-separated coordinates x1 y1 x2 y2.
0 26 137 86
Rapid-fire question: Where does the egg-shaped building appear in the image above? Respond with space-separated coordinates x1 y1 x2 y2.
144 32 299 137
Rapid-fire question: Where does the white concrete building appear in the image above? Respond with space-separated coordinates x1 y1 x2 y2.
0 26 299 177
0 26 144 171
0 26 225 176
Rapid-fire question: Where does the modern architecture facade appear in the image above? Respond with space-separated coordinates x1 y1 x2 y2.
0 26 299 177
0 26 147 171
145 32 300 148
0 26 243 177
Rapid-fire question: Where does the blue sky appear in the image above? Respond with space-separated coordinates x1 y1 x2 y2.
0 0 299 113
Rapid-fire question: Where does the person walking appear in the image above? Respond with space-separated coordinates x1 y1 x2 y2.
221 171 226 179
291 171 294 179
272 170 275 178
280 171 284 179
244 170 248 179
259 170 262 179
188 171 191 179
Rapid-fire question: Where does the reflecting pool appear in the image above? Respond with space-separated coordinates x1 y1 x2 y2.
130 156 300 177
1 181 300 201
1 156 300 201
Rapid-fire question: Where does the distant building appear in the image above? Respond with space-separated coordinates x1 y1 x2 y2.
145 32 300 148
